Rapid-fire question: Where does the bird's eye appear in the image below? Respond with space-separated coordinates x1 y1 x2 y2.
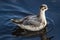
44 7 46 9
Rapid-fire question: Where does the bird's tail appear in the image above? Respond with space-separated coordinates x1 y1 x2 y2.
11 19 23 24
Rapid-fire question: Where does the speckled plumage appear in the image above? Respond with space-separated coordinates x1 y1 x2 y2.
11 4 48 31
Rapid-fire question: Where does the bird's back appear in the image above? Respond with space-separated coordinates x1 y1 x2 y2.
22 15 41 27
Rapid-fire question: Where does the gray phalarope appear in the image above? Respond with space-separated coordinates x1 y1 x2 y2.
11 4 48 31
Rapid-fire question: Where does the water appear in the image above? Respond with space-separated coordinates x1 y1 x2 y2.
0 0 60 40
0 11 55 40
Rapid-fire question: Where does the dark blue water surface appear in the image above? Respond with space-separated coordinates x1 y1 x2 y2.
0 0 60 40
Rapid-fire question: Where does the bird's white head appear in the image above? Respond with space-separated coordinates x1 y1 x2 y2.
40 4 48 11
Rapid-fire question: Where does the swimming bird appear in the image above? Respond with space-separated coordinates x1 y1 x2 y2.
11 4 48 31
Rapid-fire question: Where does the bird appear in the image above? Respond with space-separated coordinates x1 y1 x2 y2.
11 4 48 31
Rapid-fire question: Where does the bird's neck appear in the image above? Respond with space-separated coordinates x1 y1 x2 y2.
38 10 47 23
40 10 45 18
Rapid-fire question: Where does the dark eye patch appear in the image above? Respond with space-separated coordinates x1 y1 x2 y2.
44 7 46 9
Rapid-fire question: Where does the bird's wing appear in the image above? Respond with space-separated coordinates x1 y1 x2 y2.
22 15 40 27
11 15 40 27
